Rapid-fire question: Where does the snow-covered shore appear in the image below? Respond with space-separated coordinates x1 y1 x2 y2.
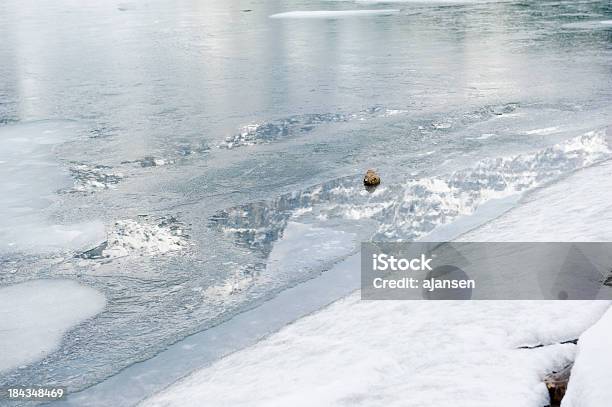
142 299 609 407
141 142 612 407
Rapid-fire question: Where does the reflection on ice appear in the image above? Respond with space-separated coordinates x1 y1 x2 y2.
213 129 611 250
220 103 517 149
220 107 408 149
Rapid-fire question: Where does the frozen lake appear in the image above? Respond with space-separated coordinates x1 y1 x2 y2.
0 0 611 405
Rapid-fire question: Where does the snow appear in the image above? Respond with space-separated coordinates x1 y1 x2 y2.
458 160 612 242
561 307 612 407
101 219 187 259
0 121 105 254
0 279 106 373
269 10 400 19
141 300 609 407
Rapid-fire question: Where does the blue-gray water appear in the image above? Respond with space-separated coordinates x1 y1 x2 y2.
0 0 611 405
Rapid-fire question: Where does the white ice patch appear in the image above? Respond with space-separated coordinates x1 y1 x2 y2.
562 307 612 407
101 219 187 259
141 300 609 407
269 10 400 19
0 121 105 254
0 279 106 373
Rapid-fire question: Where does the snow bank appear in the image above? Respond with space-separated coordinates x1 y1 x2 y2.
270 10 400 19
459 159 612 242
142 300 608 407
562 307 612 407
0 121 105 254
0 279 106 373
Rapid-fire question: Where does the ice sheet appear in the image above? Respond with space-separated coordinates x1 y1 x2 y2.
0 279 106 373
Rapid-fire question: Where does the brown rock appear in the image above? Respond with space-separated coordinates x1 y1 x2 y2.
364 169 381 187
544 364 572 407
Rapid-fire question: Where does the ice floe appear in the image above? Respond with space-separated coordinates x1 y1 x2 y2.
0 121 106 254
0 279 106 373
80 217 189 260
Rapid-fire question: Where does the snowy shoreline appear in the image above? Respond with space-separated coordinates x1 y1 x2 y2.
139 150 612 407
